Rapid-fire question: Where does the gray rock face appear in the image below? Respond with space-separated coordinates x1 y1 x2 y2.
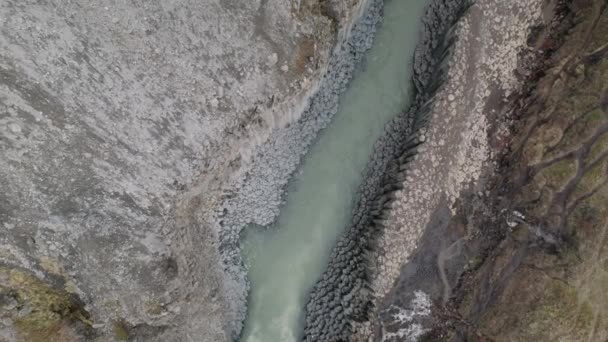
0 0 357 340
302 1 469 340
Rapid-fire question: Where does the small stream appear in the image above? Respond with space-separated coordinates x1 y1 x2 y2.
240 0 428 340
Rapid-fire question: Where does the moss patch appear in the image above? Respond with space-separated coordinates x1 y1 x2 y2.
112 319 130 341
0 266 91 342
571 159 607 201
538 157 578 189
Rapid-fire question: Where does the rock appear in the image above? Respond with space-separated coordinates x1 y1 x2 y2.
0 0 363 340
7 123 21 133
267 53 279 66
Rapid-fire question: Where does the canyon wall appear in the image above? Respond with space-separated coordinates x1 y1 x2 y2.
0 0 368 340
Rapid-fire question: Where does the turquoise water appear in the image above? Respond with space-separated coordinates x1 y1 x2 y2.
240 1 428 340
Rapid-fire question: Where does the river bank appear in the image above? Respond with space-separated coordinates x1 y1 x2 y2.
302 0 469 340
370 0 608 341
302 0 553 340
420 1 608 340
238 0 430 340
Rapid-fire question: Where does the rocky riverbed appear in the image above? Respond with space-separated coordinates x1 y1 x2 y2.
219 1 384 336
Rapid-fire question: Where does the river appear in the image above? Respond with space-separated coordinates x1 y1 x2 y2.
240 0 428 340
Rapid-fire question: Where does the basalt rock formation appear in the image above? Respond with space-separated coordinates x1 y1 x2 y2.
302 1 470 341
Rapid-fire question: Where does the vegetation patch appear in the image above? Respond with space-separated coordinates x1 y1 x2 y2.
527 280 594 340
538 157 577 189
144 299 164 316
422 2 608 341
112 319 130 341
0 266 92 342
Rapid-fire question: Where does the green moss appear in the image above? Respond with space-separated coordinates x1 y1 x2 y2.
467 256 483 270
568 202 602 233
567 186 608 261
585 182 608 215
571 159 607 201
38 257 65 277
0 267 91 342
144 299 163 316
8 270 73 326
539 124 564 149
458 291 474 317
551 110 605 158
511 224 530 241
112 320 130 341
103 299 122 313
539 157 577 189
524 141 544 164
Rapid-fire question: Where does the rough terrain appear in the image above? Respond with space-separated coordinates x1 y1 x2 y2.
2 0 602 340
426 1 608 340
371 0 608 341
373 0 546 304
0 0 368 340
219 0 383 327
302 0 468 340
301 0 553 340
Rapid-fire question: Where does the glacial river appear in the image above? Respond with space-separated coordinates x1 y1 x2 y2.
240 0 428 340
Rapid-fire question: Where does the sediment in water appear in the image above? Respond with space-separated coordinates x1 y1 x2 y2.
302 1 471 341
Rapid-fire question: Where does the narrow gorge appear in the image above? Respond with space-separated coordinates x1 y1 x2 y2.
239 0 428 340
2 0 607 341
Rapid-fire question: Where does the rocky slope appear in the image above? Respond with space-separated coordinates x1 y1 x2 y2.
0 0 368 340
299 0 556 340
433 1 608 340
370 0 608 341
3 0 602 340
